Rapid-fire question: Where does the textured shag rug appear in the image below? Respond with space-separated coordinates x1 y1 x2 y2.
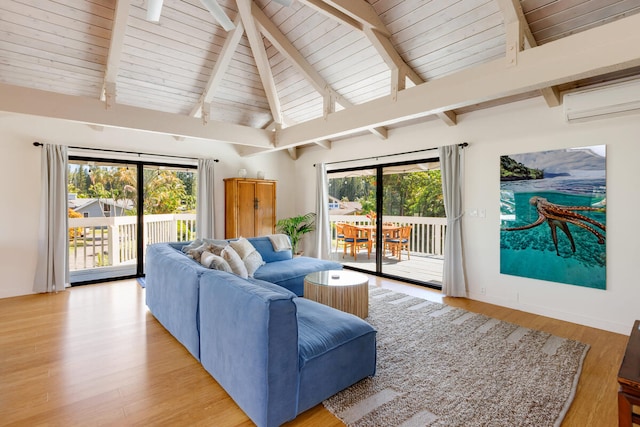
323 288 589 427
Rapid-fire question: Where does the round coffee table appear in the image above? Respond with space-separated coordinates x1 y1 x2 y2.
303 270 369 318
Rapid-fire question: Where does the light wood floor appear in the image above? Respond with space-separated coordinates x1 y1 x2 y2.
0 277 629 426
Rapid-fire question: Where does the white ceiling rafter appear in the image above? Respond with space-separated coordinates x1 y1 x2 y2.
299 0 457 127
1 0 639 159
101 0 131 108
0 83 273 146
237 0 283 125
252 1 387 142
190 15 245 119
273 13 640 148
496 0 562 107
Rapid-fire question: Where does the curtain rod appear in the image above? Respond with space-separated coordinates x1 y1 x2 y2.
33 142 219 162
313 142 468 167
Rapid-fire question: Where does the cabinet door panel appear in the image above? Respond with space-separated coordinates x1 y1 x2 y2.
255 182 275 236
237 181 256 237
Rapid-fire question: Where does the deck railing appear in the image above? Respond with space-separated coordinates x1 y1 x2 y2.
68 214 196 270
329 215 447 256
68 214 445 272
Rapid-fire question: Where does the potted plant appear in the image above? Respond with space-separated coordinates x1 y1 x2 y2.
276 212 316 256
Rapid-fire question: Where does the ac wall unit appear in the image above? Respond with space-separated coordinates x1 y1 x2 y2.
563 78 640 123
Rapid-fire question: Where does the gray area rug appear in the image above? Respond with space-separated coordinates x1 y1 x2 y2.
323 288 589 427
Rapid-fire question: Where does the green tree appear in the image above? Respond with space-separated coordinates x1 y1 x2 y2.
67 164 195 215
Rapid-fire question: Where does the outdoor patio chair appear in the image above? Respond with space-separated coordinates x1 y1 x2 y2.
385 225 412 261
342 224 372 260
335 223 346 252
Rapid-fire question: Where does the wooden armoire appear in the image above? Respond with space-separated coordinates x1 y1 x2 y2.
224 178 276 238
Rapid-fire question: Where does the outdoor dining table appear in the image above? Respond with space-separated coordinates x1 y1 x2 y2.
353 224 401 253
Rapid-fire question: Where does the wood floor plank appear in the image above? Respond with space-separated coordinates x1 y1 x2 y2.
0 278 627 426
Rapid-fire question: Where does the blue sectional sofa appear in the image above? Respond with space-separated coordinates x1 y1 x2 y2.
145 236 377 427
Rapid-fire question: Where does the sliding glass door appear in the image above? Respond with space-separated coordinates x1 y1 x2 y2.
328 158 445 288
68 157 196 284
379 162 445 287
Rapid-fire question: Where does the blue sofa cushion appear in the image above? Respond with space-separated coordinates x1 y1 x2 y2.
294 298 376 368
294 298 377 412
247 236 293 263
253 257 342 296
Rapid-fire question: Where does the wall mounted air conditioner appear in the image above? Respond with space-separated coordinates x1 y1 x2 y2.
563 78 640 123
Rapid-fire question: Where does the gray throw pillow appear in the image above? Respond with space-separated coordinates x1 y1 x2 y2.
200 251 233 273
187 242 208 262
182 239 203 253
206 243 228 256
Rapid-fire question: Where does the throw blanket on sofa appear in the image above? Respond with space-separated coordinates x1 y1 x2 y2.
268 234 292 252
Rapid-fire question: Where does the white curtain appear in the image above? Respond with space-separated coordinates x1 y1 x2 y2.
196 158 216 239
313 163 331 260
439 144 467 297
33 144 68 293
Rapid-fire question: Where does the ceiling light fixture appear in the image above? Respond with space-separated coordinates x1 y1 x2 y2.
146 0 164 22
200 0 235 31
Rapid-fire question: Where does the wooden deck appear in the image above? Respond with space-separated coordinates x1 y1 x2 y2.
329 248 443 286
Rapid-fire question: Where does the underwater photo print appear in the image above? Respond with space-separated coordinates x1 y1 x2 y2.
500 146 606 289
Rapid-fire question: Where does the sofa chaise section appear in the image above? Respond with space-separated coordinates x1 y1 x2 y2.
198 272 376 427
245 236 342 296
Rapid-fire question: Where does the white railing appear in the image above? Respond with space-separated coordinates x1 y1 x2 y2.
68 214 196 270
329 215 447 256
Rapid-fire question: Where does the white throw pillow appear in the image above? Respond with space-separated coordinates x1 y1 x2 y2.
243 250 265 277
221 245 248 279
229 237 256 259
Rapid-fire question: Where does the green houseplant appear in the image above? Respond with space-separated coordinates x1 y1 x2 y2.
276 212 316 255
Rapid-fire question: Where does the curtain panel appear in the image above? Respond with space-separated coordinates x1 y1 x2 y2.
196 158 216 239
313 163 331 260
439 144 468 297
33 144 69 293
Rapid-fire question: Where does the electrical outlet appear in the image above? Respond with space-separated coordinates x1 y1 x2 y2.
480 287 486 295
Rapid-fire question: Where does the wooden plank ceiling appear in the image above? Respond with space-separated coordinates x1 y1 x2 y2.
0 0 639 157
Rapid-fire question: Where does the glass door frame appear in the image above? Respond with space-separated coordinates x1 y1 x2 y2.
69 155 196 286
328 156 442 290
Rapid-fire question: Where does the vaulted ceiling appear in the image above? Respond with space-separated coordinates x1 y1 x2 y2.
1 0 640 158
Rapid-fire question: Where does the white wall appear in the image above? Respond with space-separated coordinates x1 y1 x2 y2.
0 113 296 299
293 97 640 335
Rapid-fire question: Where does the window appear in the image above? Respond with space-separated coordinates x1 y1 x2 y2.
328 158 445 289
67 157 197 284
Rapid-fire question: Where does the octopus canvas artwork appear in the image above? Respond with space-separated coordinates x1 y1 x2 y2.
500 145 606 289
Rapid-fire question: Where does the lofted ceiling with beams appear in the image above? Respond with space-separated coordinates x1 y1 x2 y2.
1 0 640 158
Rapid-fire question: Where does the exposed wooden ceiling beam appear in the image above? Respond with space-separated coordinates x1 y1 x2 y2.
102 0 131 107
320 0 390 37
190 16 245 118
237 0 283 125
303 0 457 127
252 2 387 139
274 13 640 147
496 0 562 107
297 0 362 32
0 83 273 147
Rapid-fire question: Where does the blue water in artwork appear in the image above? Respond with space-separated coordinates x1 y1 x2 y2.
500 174 606 289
